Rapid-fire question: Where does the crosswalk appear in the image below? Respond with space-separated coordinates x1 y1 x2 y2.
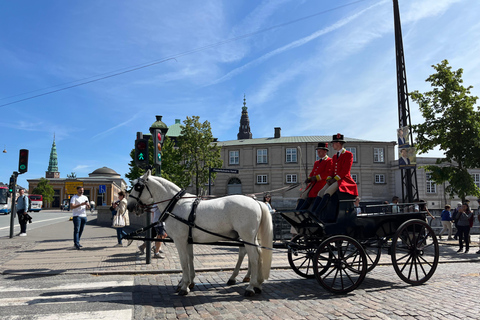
0 275 134 319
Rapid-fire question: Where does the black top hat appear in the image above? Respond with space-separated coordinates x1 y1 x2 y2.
315 142 329 150
331 133 345 143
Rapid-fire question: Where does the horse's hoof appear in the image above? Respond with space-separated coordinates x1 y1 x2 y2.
244 290 255 297
242 277 250 283
254 287 262 294
227 279 236 286
178 289 189 296
189 283 195 290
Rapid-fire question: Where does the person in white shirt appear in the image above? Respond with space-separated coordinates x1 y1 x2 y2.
70 186 90 250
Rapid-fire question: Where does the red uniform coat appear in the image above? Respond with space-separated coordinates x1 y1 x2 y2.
307 156 333 198
328 148 358 196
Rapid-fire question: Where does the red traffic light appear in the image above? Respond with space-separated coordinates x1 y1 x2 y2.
18 149 29 174
136 141 147 150
157 132 162 142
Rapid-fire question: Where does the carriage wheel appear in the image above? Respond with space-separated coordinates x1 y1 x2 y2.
391 219 439 285
313 235 367 294
361 238 382 273
287 234 321 279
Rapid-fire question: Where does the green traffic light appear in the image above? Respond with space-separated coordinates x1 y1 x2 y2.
138 153 145 160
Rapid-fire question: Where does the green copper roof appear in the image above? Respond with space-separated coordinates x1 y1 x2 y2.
166 119 183 138
216 135 390 146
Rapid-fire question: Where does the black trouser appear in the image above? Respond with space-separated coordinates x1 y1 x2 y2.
457 225 470 250
17 209 27 233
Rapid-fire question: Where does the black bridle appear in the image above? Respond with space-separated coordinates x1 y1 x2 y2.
129 177 155 208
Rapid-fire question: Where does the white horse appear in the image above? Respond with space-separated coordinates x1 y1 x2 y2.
127 170 273 296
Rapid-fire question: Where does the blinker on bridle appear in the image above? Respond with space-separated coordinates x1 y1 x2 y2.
129 178 154 207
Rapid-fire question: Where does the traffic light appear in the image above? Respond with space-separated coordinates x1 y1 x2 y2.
153 129 164 166
134 137 149 168
18 149 29 174
8 176 15 193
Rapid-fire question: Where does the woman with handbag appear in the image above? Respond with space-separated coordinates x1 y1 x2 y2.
112 191 130 247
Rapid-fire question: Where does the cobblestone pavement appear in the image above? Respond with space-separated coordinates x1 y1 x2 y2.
132 262 480 319
1 218 480 319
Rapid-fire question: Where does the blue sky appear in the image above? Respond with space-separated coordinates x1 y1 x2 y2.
1 0 479 189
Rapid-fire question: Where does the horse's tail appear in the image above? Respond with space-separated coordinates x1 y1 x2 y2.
258 202 273 280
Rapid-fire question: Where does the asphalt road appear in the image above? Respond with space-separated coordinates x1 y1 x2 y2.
0 209 88 238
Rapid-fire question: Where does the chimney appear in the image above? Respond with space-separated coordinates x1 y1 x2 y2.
274 127 281 138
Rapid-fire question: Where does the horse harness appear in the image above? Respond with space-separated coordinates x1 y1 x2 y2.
157 191 273 250
128 179 273 250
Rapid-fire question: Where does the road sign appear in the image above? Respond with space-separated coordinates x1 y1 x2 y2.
99 185 106 194
65 181 83 195
210 168 239 174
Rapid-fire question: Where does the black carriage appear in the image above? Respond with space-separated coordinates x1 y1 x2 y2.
278 192 439 294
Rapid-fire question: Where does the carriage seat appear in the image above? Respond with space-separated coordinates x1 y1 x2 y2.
318 191 356 223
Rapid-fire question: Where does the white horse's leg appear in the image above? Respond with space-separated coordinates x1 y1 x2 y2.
187 243 196 290
243 239 261 296
227 246 247 285
175 241 193 295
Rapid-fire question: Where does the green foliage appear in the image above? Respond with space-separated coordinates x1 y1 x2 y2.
125 116 223 195
32 178 55 204
177 116 222 195
410 59 480 201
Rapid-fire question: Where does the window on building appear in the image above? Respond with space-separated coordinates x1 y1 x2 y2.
257 175 268 184
346 147 357 162
473 173 480 188
374 174 385 184
351 174 358 184
229 151 239 165
374 148 384 163
426 172 436 193
257 149 268 164
286 148 297 163
286 174 297 184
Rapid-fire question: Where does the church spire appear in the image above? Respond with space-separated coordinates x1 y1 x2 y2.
46 134 60 178
237 94 252 140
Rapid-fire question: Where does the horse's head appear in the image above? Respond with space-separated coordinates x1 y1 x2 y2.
127 170 154 214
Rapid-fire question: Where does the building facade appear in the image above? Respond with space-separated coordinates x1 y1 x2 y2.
209 128 396 209
28 167 127 209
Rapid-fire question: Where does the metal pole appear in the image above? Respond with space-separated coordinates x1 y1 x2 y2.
9 172 18 238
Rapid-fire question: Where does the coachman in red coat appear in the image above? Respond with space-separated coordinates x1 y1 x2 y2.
312 133 358 217
296 142 333 210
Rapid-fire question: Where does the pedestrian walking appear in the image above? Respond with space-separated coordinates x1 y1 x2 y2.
111 191 129 247
455 203 472 253
438 204 453 240
70 186 90 250
16 188 29 236
452 202 462 240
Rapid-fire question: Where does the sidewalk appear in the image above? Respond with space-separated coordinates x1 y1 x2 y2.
1 216 479 276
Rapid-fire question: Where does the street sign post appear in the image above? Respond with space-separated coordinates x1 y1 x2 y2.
98 185 106 194
208 168 239 195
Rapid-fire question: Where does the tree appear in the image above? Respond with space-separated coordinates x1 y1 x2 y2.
32 178 55 204
125 136 188 188
177 116 222 195
410 59 480 202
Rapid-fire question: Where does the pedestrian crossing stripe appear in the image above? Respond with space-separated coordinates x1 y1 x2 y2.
0 280 132 292
1 309 132 320
0 292 132 306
